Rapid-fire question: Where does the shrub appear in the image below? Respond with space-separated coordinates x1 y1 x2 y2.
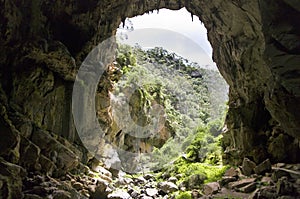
176 191 192 199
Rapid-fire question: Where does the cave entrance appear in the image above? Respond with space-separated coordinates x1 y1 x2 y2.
103 8 229 172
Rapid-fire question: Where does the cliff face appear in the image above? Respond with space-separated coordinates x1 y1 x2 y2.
0 0 299 187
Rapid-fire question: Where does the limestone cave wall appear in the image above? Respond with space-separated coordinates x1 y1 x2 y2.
0 0 299 177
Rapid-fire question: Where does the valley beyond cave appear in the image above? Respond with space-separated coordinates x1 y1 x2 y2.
0 0 299 198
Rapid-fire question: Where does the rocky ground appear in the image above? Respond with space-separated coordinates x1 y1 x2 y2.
6 156 298 199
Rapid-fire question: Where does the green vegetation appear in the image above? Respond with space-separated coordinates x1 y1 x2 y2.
168 159 229 184
158 126 229 187
113 43 228 187
175 191 192 199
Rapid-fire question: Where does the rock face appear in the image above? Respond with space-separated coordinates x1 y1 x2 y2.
0 1 299 197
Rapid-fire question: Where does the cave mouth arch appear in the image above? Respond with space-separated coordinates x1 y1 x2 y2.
1 0 299 174
94 1 299 165
1 1 300 198
74 25 229 173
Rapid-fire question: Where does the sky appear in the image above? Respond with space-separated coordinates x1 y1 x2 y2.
117 8 217 69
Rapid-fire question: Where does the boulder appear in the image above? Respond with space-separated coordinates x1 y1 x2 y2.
73 182 84 191
144 173 155 180
187 173 207 189
224 167 239 177
242 158 256 176
276 177 294 195
134 176 147 185
239 182 256 193
229 178 256 189
254 159 272 175
168 176 178 183
220 176 237 186
146 188 158 197
158 181 178 193
107 190 131 199
203 182 220 195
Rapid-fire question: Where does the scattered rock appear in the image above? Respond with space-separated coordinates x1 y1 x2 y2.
187 174 207 189
191 189 202 198
52 190 71 199
168 176 178 183
146 188 158 197
224 167 239 177
144 173 154 180
251 186 277 198
79 189 90 198
213 187 250 199
116 176 134 186
275 163 286 168
107 190 131 199
271 169 290 182
73 182 84 191
220 176 237 186
242 158 256 176
254 159 272 175
229 178 256 189
261 176 273 185
140 194 153 199
94 165 113 178
159 181 178 193
89 178 111 199
96 178 109 191
134 176 147 185
128 187 139 198
239 182 256 193
203 182 220 195
276 177 294 195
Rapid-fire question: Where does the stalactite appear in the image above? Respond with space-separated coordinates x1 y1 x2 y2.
156 0 161 11
177 0 182 8
191 13 194 21
122 18 126 28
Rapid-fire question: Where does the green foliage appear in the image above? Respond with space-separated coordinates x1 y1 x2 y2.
167 156 229 185
184 126 223 165
175 191 192 199
116 44 137 73
114 43 228 173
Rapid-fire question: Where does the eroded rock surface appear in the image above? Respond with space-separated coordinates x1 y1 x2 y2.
0 0 299 198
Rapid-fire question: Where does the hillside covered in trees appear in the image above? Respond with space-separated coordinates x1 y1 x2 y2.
111 43 229 173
